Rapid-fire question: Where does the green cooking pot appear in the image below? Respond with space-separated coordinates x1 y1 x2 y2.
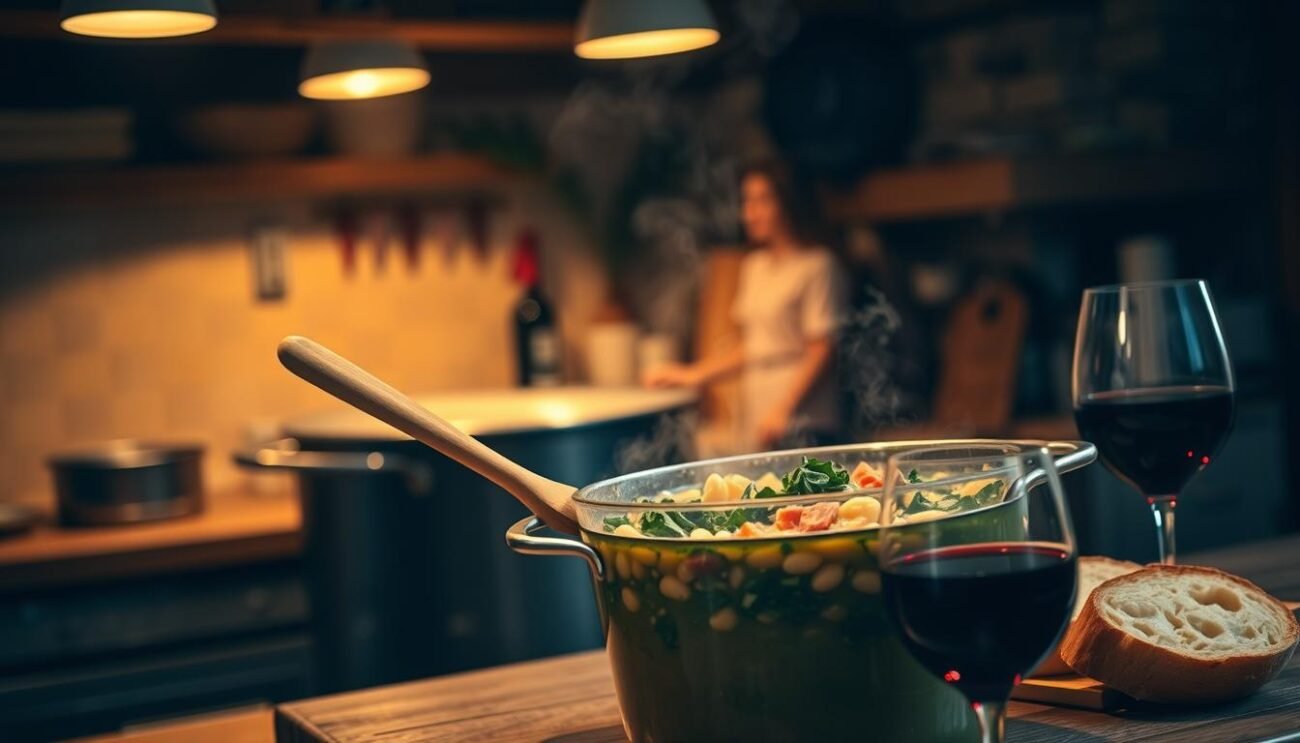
507 439 1095 743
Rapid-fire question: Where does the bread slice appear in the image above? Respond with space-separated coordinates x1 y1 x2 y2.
1060 565 1300 703
1032 556 1142 676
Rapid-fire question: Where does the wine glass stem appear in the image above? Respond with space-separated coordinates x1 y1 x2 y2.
1149 495 1177 565
972 700 1007 743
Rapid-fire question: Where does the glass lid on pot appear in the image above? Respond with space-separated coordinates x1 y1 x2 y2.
572 440 1079 541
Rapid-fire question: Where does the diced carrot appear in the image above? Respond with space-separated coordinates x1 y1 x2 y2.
736 522 764 538
851 461 883 489
797 502 839 532
774 506 804 531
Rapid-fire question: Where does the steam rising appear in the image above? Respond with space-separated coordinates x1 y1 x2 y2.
838 286 910 432
553 0 911 459
614 410 701 476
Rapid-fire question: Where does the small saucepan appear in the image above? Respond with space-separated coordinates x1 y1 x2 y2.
48 441 205 527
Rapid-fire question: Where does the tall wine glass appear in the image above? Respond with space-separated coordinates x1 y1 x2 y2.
1072 280 1235 564
879 446 1077 743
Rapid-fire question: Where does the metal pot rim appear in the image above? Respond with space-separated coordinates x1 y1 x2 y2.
48 440 206 470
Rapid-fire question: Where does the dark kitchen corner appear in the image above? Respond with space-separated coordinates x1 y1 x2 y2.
1 1 1298 742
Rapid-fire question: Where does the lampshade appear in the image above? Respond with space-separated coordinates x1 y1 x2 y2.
299 40 431 101
574 0 719 60
60 0 217 39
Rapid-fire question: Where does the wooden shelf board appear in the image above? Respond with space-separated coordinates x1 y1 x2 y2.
0 153 516 210
826 150 1257 224
0 10 573 53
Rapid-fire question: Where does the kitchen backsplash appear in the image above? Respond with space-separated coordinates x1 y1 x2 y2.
0 186 604 507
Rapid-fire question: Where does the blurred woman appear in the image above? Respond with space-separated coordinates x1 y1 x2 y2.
644 161 843 450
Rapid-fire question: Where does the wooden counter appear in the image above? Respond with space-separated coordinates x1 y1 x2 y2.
272 535 1300 743
0 489 301 593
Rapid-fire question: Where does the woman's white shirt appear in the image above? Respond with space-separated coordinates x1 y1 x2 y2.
731 246 843 444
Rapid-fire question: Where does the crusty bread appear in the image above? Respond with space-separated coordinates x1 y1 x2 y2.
1060 565 1300 703
1032 556 1142 676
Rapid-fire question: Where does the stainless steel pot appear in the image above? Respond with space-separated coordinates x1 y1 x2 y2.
49 441 205 527
236 387 696 694
506 439 1096 743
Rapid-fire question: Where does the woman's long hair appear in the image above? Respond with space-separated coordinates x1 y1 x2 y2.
739 159 826 247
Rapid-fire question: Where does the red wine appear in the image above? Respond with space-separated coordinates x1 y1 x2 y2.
511 230 562 387
1074 386 1233 496
882 544 1076 702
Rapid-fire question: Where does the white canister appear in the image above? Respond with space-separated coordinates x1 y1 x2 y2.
586 323 640 387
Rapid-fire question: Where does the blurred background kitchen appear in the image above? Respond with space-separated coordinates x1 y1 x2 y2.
0 0 1295 739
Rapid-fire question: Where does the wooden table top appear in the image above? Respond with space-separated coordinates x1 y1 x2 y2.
276 534 1300 743
0 489 301 593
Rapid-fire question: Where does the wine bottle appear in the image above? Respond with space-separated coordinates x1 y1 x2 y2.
512 230 561 386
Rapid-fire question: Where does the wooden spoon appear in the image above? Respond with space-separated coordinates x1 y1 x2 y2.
277 335 580 533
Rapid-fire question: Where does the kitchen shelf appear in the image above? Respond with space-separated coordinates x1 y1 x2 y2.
0 153 518 210
0 10 572 53
824 150 1259 224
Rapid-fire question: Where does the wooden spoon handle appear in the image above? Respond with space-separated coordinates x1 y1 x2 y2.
277 335 579 533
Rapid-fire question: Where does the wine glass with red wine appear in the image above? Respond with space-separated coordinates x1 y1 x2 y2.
1072 280 1235 564
879 445 1077 743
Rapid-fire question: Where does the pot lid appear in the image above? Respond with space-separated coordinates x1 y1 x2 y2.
282 386 697 441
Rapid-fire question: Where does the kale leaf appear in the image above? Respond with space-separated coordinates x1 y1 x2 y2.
742 483 782 500
603 515 631 531
782 457 851 495
638 511 690 538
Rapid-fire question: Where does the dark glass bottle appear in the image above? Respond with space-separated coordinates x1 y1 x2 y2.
512 230 561 386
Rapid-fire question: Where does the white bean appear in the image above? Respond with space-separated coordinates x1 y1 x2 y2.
676 561 695 583
659 575 691 601
621 587 640 612
782 551 824 575
728 565 745 590
613 524 641 539
709 608 739 631
851 570 881 594
629 547 658 566
615 551 630 580
746 547 784 569
690 527 713 539
811 563 845 592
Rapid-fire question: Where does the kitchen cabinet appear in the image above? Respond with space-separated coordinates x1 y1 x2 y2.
0 492 309 741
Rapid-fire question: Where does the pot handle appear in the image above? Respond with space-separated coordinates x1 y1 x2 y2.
506 516 604 579
232 438 434 492
1045 440 1096 474
1018 439 1096 493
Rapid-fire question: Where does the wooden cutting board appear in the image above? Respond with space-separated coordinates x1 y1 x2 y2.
1014 601 1300 711
1013 674 1131 711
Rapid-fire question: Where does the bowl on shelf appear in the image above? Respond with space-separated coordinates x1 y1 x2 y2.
176 103 318 159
